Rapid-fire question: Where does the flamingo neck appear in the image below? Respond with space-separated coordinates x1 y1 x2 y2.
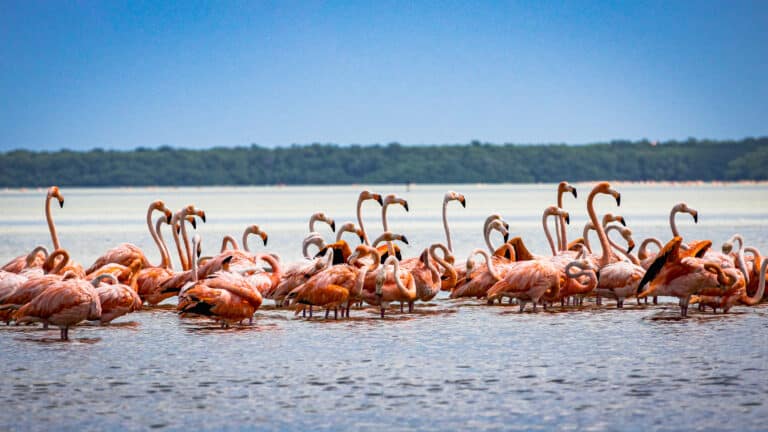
442 199 453 252
155 217 171 269
221 235 239 253
638 238 662 261
669 207 681 238
478 249 500 280
587 190 613 267
430 243 457 283
423 249 440 282
45 194 60 250
732 235 749 284
356 197 370 246
557 190 567 252
146 204 166 268
582 223 594 253
171 214 188 271
542 211 557 256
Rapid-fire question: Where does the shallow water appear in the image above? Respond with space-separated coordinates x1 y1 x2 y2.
0 183 767 431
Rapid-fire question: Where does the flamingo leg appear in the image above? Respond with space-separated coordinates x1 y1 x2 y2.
408 301 414 313
400 302 403 313
334 308 338 320
380 307 385 319
309 306 313 318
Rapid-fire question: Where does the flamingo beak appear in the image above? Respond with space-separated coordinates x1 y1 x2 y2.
358 235 365 243
164 210 173 224
619 217 627 226
615 194 621 207
503 232 509 242
190 219 197 229
330 220 336 232
261 233 269 246
564 214 570 224
374 194 383 206
400 235 409 245
59 199 64 208
403 201 409 212
627 241 635 254
200 212 207 223
571 188 578 199
459 196 466 208
692 212 699 223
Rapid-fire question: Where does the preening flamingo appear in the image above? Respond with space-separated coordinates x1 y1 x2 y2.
91 272 142 324
288 245 380 318
13 274 101 340
177 236 263 327
369 256 417 318
2 246 48 274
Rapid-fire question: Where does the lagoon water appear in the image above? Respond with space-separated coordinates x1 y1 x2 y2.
0 183 767 431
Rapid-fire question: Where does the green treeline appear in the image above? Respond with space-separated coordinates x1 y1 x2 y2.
0 137 766 187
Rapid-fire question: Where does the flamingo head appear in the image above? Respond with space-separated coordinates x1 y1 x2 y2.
359 190 383 206
152 200 173 223
246 225 268 246
592 182 621 206
384 194 409 212
47 186 64 208
558 182 577 199
444 191 466 208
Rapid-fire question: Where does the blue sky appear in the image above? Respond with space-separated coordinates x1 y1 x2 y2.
1 1 767 151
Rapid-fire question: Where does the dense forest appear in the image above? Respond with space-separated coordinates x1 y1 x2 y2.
0 137 765 187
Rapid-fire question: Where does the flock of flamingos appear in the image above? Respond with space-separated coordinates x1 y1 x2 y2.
0 182 766 340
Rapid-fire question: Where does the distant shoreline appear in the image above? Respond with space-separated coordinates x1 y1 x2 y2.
1 138 765 187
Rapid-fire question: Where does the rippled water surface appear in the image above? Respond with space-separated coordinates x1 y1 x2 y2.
1 183 767 431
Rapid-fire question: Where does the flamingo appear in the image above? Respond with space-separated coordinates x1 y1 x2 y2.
288 245 380 318
13 273 101 340
91 272 142 324
554 181 577 252
379 194 409 261
2 246 49 274
86 200 173 273
637 237 727 316
177 237 263 327
441 191 467 253
689 259 767 313
268 235 331 306
450 248 511 301
638 202 698 264
485 258 564 312
369 256 417 318
356 190 384 246
2 187 65 273
313 222 366 265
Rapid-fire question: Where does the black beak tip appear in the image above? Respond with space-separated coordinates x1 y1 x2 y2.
503 233 510 242
572 189 578 199
565 215 571 224
693 214 699 223
166 215 172 224
460 199 466 208
376 197 383 206
504 222 510 229
401 235 409 245
59 200 64 208
403 203 410 212
358 235 365 243
201 215 207 223
620 218 627 226
616 195 621 207
330 221 336 232
628 244 635 254
263 237 268 246
191 220 197 229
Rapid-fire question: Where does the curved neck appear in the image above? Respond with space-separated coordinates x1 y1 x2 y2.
221 235 239 253
477 249 500 280
443 199 453 252
45 250 70 274
356 197 370 246
257 254 281 279
605 226 639 265
45 194 61 250
192 239 199 283
302 235 325 259
430 243 457 282
422 249 440 282
745 260 768 305
731 235 749 284
587 190 613 266
638 238 662 261
155 217 171 269
389 259 414 297
146 204 165 268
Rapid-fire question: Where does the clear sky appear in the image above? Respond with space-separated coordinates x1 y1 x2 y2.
1 1 767 151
